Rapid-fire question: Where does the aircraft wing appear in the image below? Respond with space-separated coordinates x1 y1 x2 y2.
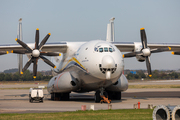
0 42 67 53
113 42 180 52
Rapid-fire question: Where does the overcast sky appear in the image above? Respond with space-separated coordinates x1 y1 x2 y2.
0 0 180 72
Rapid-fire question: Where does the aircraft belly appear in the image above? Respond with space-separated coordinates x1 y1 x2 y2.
69 65 119 92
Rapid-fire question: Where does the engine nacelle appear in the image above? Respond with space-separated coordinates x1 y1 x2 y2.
134 42 145 62
136 55 145 62
47 72 79 93
106 74 128 92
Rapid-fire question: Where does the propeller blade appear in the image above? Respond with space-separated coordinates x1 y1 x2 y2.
33 59 38 79
123 51 143 58
39 33 51 50
11 50 31 54
21 58 33 74
35 28 39 49
172 51 180 55
151 47 171 53
140 28 147 49
15 38 32 52
40 52 61 56
123 52 137 58
0 51 9 55
145 56 152 77
39 55 56 68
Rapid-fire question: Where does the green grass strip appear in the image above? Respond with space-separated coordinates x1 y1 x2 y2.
0 109 153 120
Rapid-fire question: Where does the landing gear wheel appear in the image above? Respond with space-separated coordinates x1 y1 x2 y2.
30 99 33 103
60 93 70 101
107 91 121 100
95 91 101 103
116 92 121 100
51 93 55 100
51 93 70 101
103 91 108 98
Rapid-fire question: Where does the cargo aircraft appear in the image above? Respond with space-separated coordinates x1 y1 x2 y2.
0 18 180 102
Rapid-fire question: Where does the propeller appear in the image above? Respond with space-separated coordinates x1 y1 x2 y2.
123 28 171 77
0 51 9 55
172 51 180 55
12 28 60 78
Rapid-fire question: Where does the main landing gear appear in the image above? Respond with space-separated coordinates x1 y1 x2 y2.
94 88 122 103
51 92 70 101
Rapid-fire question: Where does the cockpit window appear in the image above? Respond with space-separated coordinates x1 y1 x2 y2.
94 47 98 52
99 48 103 52
94 45 115 53
104 47 108 52
109 48 113 52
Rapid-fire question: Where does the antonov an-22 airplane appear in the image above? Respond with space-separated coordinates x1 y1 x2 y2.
0 18 180 102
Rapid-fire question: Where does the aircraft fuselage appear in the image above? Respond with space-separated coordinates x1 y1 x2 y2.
48 40 125 93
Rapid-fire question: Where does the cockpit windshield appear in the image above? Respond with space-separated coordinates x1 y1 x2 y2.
109 48 113 52
99 48 103 52
104 47 108 52
95 45 115 53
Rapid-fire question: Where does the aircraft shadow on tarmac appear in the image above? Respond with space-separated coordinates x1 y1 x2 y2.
45 93 127 103
122 91 180 98
4 94 28 97
2 91 180 103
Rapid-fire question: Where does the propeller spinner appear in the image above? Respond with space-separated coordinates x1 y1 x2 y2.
13 28 60 78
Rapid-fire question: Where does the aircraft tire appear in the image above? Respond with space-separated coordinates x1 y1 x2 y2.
106 91 112 99
30 98 33 103
95 91 101 103
60 93 70 101
103 91 108 98
116 92 121 100
51 93 55 100
106 91 121 100
114 92 121 100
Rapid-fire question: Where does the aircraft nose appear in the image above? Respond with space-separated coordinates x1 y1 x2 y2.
99 55 117 79
101 55 115 68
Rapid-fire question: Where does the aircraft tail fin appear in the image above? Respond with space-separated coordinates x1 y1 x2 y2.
106 17 115 42
17 18 23 75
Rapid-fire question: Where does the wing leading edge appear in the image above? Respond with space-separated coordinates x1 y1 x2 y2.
0 42 68 53
113 42 180 52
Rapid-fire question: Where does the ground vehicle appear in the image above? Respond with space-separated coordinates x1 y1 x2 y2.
29 88 44 103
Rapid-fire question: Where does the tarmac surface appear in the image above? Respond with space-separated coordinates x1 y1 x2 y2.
0 80 180 113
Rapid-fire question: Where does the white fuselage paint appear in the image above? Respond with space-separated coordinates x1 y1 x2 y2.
51 40 124 92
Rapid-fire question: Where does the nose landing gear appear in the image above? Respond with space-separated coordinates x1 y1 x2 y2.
94 87 111 104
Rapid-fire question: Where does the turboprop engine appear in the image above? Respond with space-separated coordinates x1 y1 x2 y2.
134 42 146 62
123 28 171 77
106 74 128 92
47 72 79 93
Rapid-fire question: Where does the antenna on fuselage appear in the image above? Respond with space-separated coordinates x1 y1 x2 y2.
106 17 115 42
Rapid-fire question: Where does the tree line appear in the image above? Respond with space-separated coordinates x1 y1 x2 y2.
1 69 180 81
0 70 53 81
126 70 180 80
